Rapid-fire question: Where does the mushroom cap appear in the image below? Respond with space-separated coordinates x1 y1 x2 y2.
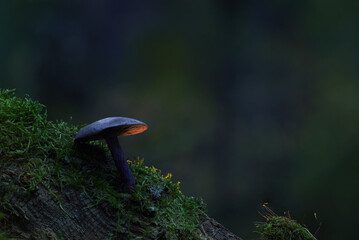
75 117 148 142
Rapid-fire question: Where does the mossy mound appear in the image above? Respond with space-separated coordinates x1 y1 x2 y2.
255 206 317 240
0 89 206 239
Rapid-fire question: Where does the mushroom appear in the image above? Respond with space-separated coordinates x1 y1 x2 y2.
74 117 148 193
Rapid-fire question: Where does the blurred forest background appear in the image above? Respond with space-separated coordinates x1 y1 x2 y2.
1 1 359 239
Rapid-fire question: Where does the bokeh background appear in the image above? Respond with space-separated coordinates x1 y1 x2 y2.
1 1 359 239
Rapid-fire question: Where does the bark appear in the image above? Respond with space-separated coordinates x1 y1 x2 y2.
0 167 242 240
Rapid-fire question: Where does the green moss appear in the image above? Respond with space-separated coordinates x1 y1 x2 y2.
255 206 317 240
0 89 206 239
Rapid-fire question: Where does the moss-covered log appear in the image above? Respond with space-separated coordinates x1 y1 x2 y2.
0 89 241 240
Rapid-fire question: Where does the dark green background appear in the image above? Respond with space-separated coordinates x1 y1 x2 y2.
1 1 359 239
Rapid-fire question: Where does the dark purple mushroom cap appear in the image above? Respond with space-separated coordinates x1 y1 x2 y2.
75 117 148 142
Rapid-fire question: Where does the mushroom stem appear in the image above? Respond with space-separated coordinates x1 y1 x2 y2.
105 134 135 193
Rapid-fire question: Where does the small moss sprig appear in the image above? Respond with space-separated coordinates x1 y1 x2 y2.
255 204 317 240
